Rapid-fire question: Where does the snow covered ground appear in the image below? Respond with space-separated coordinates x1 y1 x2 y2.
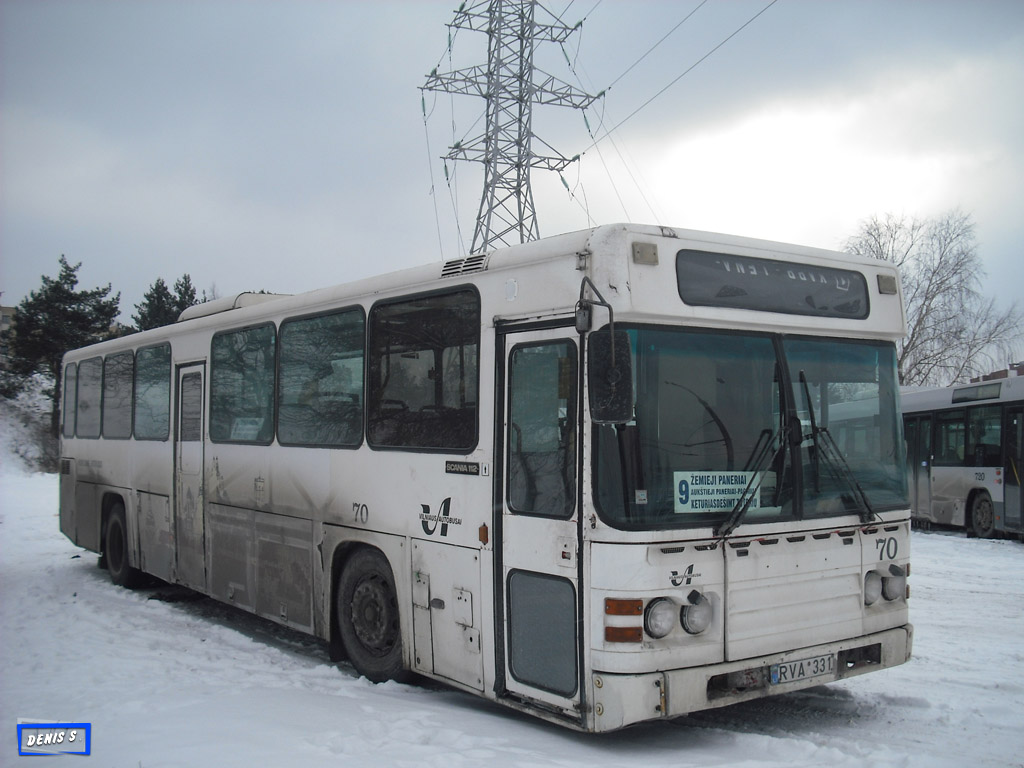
2 432 1022 767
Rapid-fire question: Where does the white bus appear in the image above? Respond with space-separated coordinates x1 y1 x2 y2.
902 376 1023 538
59 224 912 732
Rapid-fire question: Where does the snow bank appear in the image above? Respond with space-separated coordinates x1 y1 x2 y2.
0 375 56 473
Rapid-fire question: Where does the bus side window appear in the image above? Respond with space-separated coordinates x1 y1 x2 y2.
367 289 479 452
968 405 1002 467
102 350 134 439
210 324 276 444
75 357 103 439
62 363 78 438
134 344 172 441
279 309 365 448
934 410 966 466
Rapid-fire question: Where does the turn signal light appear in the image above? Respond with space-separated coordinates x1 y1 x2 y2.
604 626 643 643
604 598 643 616
605 598 643 643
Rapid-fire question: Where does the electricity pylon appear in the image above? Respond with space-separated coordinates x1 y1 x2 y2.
423 0 598 255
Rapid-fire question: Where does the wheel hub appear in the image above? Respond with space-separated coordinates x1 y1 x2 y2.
351 576 396 654
976 499 994 530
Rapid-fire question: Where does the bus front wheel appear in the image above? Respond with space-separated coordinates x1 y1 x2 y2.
336 548 408 683
105 501 143 588
970 492 996 538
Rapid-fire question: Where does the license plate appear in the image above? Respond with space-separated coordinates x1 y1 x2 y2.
770 654 835 685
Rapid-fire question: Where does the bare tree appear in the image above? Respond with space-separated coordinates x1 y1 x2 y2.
845 210 1021 386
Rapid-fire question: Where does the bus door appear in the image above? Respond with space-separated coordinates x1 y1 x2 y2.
906 415 932 521
1006 406 1023 533
498 326 582 718
175 364 207 590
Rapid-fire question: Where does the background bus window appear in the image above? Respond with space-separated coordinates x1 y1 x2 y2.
210 325 276 444
933 410 966 466
75 357 103 439
367 290 479 451
134 344 171 440
278 309 364 447
967 406 1001 467
102 351 134 439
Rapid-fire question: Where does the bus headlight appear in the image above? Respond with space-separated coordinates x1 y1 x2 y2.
681 590 713 635
882 564 906 601
864 570 882 606
644 598 676 639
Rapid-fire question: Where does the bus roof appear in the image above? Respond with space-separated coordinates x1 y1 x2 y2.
901 375 1024 413
63 223 905 363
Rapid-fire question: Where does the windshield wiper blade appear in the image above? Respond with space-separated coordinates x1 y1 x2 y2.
798 371 821 493
715 425 788 539
815 426 877 523
797 370 876 524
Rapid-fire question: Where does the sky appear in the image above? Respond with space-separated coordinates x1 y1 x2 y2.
1 0 1022 323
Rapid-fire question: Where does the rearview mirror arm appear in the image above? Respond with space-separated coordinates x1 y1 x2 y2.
577 277 617 359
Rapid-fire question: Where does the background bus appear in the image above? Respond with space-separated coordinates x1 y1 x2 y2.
58 223 912 732
902 372 1024 538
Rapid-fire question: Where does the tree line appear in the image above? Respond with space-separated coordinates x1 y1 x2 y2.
2 209 1021 451
1 259 210 443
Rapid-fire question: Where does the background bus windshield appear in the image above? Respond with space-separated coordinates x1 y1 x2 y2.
593 328 907 530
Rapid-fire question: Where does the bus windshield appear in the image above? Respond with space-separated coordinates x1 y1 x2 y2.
592 327 907 530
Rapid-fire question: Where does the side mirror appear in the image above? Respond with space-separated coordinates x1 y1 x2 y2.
588 330 633 424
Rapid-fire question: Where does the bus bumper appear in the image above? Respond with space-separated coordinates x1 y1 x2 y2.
591 624 913 732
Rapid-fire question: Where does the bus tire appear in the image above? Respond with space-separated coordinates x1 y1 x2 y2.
105 501 143 588
336 548 408 683
969 492 995 538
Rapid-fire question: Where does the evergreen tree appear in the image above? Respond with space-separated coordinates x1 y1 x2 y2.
132 273 200 331
132 278 174 331
3 256 120 439
173 274 198 312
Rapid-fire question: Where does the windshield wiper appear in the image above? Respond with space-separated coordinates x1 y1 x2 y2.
815 427 877 523
615 423 644 522
799 371 822 493
798 370 876 524
715 423 790 539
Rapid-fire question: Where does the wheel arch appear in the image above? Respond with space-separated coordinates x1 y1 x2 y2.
966 487 995 537
322 528 410 666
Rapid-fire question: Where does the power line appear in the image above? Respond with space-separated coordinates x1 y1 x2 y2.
421 95 446 260
557 4 693 225
607 0 708 90
582 0 779 154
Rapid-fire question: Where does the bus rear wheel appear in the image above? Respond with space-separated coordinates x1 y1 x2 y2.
105 501 143 588
336 548 408 683
970 492 996 538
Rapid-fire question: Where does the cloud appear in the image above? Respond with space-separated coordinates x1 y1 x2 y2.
548 43 1019 272
2 1 1020 318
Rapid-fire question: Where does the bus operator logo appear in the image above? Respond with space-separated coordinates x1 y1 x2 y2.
420 497 462 537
